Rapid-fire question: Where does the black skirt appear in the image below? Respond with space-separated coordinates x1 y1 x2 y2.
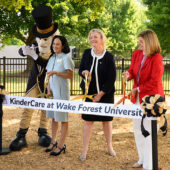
82 95 114 121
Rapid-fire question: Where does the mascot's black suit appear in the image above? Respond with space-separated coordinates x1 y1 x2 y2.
10 5 59 151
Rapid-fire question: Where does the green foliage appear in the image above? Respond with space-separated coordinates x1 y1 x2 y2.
51 0 103 35
0 0 148 58
100 0 147 57
66 0 148 55
0 0 104 47
143 0 170 54
0 0 32 11
0 37 23 49
0 7 34 45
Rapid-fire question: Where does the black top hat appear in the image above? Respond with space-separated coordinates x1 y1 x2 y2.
32 5 58 38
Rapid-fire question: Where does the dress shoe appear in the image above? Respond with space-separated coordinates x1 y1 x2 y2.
50 145 66 156
79 155 86 162
109 150 116 157
45 141 57 152
132 162 142 168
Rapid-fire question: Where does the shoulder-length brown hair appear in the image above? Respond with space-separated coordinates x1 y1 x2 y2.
138 29 161 57
50 35 70 54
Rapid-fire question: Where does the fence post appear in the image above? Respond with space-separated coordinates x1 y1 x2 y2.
3 57 6 89
121 58 125 95
0 85 10 155
70 79 73 95
152 120 158 170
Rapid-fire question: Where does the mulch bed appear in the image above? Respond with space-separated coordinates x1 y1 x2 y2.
0 104 170 170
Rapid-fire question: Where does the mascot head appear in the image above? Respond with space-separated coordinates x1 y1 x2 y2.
32 5 59 55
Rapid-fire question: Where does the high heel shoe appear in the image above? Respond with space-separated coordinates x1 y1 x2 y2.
45 141 58 152
79 155 86 162
50 145 66 156
109 150 116 157
132 162 142 168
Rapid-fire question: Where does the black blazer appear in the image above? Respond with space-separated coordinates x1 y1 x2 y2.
26 55 48 94
79 49 116 97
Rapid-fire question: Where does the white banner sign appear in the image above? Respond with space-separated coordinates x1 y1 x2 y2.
3 95 143 119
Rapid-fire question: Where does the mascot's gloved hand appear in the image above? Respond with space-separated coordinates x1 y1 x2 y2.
21 46 38 60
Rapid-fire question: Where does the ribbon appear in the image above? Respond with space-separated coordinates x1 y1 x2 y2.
140 94 168 137
72 75 96 101
3 95 144 119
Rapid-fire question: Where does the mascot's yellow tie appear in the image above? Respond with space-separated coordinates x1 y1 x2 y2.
72 75 96 102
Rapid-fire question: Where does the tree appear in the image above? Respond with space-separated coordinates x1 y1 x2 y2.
0 7 34 46
100 0 147 57
0 0 104 46
0 0 32 10
0 0 148 58
143 0 170 54
0 0 103 11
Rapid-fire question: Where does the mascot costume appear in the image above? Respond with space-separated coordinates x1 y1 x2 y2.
10 5 59 151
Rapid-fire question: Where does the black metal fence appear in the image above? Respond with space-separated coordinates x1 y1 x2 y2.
0 56 170 96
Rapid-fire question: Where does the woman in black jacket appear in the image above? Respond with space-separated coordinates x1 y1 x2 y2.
79 29 116 161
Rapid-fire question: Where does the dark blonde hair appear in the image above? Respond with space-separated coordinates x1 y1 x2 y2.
88 29 106 47
138 29 161 57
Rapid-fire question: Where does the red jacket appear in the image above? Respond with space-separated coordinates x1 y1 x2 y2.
128 50 164 104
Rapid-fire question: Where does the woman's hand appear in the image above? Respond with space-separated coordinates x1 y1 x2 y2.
93 91 105 102
123 71 130 81
82 70 91 78
130 88 137 99
46 71 58 77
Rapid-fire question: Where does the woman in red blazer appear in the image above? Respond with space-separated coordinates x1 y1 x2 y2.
124 30 164 170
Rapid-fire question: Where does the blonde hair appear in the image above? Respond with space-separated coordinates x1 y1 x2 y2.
138 29 161 57
88 29 106 47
